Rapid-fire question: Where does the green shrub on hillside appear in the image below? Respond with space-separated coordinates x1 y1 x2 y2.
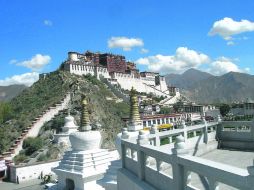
23 137 43 156
0 102 13 124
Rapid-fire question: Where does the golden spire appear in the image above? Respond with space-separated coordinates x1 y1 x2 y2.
80 95 91 131
129 87 141 126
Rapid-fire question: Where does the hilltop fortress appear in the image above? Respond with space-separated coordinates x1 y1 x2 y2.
63 51 180 102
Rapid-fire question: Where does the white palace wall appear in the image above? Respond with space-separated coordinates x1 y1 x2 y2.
67 63 169 97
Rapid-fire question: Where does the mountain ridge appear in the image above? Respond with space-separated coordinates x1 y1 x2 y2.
0 84 27 101
165 69 254 103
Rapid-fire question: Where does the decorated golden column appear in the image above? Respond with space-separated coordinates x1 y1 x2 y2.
80 95 91 131
128 87 143 131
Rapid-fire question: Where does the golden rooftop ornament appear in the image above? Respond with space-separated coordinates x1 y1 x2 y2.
80 95 91 131
129 87 141 126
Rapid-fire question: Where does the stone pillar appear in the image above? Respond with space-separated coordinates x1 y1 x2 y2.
168 136 172 144
203 118 208 144
217 115 222 123
181 120 188 142
251 120 254 139
150 125 160 146
121 128 130 159
121 128 130 140
137 131 149 180
172 135 189 190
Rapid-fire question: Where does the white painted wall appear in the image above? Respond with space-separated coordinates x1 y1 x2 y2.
10 160 60 183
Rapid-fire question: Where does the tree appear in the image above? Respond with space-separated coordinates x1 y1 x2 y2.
219 104 230 116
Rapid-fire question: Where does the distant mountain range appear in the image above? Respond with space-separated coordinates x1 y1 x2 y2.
165 68 254 104
0 85 27 101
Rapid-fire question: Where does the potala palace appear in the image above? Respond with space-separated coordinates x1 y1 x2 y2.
63 51 180 104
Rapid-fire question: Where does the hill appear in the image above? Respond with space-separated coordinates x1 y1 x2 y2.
165 68 213 89
186 72 254 103
0 71 129 154
166 69 254 103
0 85 27 101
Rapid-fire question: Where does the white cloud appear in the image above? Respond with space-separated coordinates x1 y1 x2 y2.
140 48 149 54
135 47 210 74
227 41 235 46
108 37 144 51
0 72 39 87
9 59 17 64
209 17 254 40
44 20 53 26
15 54 51 71
207 57 249 75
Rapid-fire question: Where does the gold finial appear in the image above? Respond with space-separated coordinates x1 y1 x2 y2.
129 87 141 126
80 95 91 131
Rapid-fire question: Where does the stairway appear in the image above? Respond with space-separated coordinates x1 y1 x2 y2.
0 93 71 161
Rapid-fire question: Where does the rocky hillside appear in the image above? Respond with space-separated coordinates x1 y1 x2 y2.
166 68 254 103
0 70 129 154
0 85 27 101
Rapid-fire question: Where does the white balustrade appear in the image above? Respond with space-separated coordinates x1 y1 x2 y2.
119 133 254 190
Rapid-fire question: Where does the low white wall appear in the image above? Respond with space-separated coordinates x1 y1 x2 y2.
218 121 254 150
10 160 60 183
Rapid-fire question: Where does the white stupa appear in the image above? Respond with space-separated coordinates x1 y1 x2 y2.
53 96 111 190
54 111 78 148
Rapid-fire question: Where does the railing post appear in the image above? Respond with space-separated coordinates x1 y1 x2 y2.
168 136 172 144
184 169 191 187
156 160 163 172
121 128 130 140
208 178 219 190
137 131 149 180
251 120 254 139
172 135 189 190
203 118 208 144
181 120 187 142
247 160 254 190
131 149 136 160
150 125 160 146
217 115 222 123
121 142 126 168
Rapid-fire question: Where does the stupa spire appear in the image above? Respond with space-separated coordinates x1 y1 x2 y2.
80 95 91 131
129 87 142 127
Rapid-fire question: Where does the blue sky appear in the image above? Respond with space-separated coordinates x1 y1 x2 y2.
1 0 254 86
